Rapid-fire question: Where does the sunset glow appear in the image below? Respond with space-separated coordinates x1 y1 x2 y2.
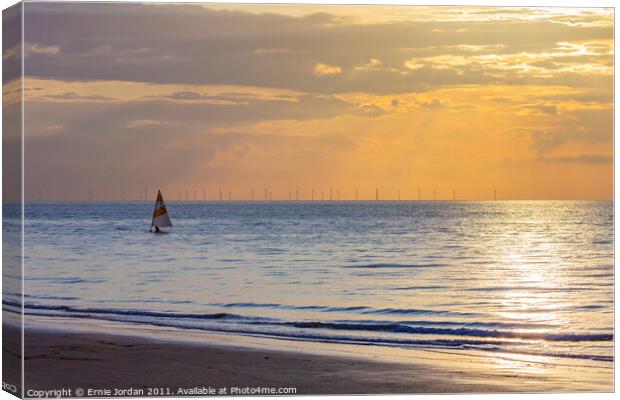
5 4 613 200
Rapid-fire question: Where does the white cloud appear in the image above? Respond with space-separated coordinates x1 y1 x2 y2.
2 44 20 61
313 62 342 76
126 119 169 129
403 40 613 77
355 58 382 71
25 43 60 58
403 61 425 71
3 42 60 62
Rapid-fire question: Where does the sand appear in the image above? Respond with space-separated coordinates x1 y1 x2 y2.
2 319 613 396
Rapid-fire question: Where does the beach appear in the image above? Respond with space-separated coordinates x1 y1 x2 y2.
7 317 613 395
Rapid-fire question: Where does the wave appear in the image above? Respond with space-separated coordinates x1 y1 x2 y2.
6 304 611 363
389 285 449 291
274 321 612 342
3 298 484 320
220 302 370 313
24 294 80 301
363 308 480 317
3 301 572 331
344 263 445 269
3 301 259 322
215 302 480 317
5 301 612 353
466 286 600 293
24 276 106 284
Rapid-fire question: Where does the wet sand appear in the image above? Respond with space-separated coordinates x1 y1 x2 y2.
4 321 613 396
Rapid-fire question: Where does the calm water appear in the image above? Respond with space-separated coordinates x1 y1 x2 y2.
4 201 614 363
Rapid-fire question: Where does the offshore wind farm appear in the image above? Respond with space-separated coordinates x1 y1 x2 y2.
43 187 496 202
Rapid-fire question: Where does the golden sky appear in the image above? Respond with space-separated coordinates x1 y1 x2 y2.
4 4 613 200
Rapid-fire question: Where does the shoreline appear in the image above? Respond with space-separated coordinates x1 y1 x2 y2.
5 316 614 395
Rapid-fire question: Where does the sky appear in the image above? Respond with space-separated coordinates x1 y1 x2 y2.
4 3 614 200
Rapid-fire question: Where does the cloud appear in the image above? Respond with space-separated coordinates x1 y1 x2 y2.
539 154 612 164
419 99 445 109
536 104 558 115
44 124 64 132
529 106 611 156
2 44 20 61
24 77 306 106
313 62 342 76
23 79 383 142
403 61 424 71
20 4 612 94
254 48 292 55
530 129 580 155
125 119 170 129
151 91 247 105
3 42 60 61
516 103 559 116
355 58 382 70
44 91 116 102
25 42 60 57
403 40 613 80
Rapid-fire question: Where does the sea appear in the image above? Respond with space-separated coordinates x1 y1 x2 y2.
3 201 614 365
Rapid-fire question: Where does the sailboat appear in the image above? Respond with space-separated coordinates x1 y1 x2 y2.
150 190 173 233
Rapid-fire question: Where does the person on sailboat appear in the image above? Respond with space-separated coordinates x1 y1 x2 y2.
150 190 172 233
